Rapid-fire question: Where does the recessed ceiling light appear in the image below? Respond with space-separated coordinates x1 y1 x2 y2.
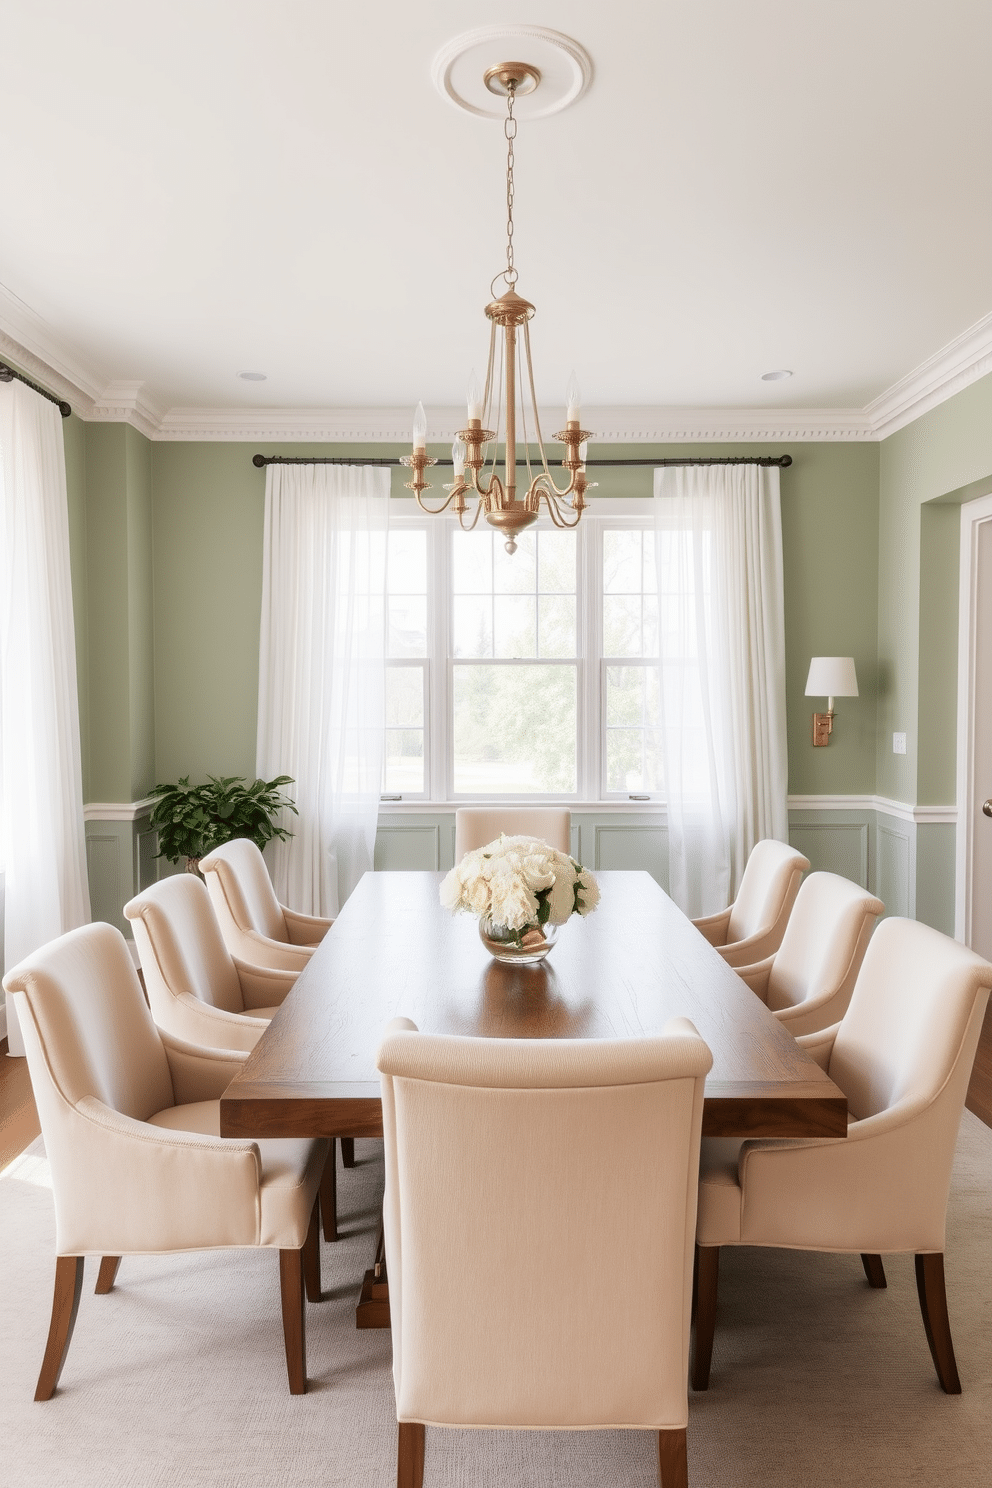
238 371 267 381
761 369 792 382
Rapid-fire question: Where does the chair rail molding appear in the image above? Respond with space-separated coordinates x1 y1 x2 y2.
84 799 155 822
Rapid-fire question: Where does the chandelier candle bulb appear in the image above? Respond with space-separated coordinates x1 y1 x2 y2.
467 370 484 420
452 438 466 478
412 402 427 450
565 372 581 422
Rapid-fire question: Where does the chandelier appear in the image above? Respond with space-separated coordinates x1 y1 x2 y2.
403 61 594 554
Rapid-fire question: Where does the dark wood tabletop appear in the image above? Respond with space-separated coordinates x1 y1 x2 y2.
220 869 847 1142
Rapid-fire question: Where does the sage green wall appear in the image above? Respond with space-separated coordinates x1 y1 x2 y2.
125 426 155 798
80 422 156 802
148 438 880 797
62 413 89 799
878 371 992 805
84 424 131 800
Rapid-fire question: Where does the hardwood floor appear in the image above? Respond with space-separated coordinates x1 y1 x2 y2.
0 1038 41 1172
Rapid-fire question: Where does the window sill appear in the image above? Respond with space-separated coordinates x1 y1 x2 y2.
378 799 668 815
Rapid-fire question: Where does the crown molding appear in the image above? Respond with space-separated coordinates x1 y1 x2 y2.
2 288 992 443
147 403 875 443
0 282 105 410
864 309 992 439
85 381 163 439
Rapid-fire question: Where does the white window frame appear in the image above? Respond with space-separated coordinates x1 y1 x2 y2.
384 496 660 805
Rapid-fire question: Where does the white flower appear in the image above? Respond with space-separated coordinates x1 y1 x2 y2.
439 832 599 932
439 866 463 911
546 857 577 925
574 868 601 916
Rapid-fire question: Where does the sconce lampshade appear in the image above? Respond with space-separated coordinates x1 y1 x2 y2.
805 656 858 699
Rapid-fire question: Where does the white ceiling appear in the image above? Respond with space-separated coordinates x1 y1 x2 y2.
2 1 992 434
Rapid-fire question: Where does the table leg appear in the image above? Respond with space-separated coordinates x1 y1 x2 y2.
356 1213 390 1328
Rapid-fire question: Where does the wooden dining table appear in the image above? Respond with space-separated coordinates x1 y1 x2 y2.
220 869 847 1326
220 868 847 1141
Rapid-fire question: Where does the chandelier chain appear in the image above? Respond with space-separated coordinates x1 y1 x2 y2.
504 84 517 285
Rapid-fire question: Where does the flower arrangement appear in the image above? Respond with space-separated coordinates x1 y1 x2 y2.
440 835 600 942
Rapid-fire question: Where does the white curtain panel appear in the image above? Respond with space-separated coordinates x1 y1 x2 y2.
654 464 788 919
0 382 91 1054
256 463 388 918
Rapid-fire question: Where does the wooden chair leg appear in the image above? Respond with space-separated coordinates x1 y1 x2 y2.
397 1422 425 1488
95 1256 122 1294
691 1244 720 1391
861 1253 887 1289
303 1198 322 1304
278 1248 307 1395
35 1256 84 1401
658 1428 688 1488
691 1245 698 1322
320 1140 338 1242
915 1253 962 1394
341 1137 356 1168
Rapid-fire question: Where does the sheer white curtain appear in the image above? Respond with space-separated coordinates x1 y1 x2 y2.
0 382 91 1054
654 464 788 919
256 463 388 918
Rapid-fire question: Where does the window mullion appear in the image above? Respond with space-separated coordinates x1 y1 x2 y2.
430 518 448 802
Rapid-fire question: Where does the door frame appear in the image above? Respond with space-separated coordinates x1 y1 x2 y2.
955 492 992 944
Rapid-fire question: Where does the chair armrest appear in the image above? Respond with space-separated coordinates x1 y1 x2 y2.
283 906 333 947
173 993 269 1052
795 1023 841 1071
232 957 299 1010
59 1097 262 1254
733 1093 952 1253
160 1030 249 1103
233 928 314 972
691 907 732 947
717 929 787 968
735 957 774 1003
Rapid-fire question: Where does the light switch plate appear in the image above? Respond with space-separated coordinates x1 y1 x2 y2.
893 732 907 755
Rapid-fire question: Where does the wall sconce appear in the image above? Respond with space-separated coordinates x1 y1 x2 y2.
805 656 858 746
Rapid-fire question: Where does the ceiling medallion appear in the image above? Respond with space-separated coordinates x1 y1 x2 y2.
431 25 592 119
406 42 594 554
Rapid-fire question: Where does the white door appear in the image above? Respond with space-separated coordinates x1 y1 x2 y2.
956 494 992 957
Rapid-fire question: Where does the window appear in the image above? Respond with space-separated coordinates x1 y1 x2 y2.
384 501 661 802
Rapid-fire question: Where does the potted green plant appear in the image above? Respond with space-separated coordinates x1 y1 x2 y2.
147 774 297 874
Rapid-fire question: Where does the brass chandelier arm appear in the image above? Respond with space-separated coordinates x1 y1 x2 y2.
531 485 582 528
456 499 486 532
413 488 461 516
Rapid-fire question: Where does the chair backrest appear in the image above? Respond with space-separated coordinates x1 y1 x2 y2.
726 838 809 944
378 1020 712 1431
829 917 992 1126
198 837 287 943
4 922 174 1138
124 873 245 1019
454 808 571 861
764 872 884 1017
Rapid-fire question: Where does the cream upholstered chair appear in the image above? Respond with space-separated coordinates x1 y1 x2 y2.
377 1018 712 1488
198 837 332 972
733 871 884 1036
3 922 331 1399
692 917 992 1395
454 807 571 860
692 838 809 968
124 873 297 1052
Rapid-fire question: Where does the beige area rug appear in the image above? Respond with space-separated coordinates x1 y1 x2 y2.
2 1117 991 1488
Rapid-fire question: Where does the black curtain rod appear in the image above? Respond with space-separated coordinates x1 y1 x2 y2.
0 361 71 417
252 453 792 469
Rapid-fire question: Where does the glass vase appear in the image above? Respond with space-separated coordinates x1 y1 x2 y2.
478 915 559 965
